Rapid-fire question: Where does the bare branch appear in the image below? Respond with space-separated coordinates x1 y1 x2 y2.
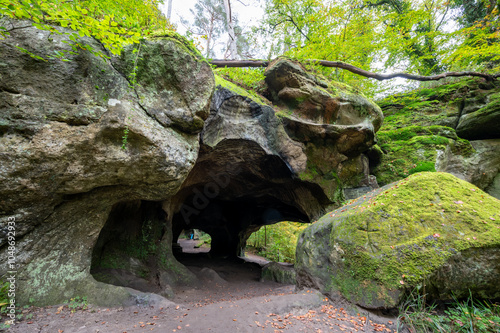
209 59 500 81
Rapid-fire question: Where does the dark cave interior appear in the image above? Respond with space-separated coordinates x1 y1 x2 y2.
90 139 329 294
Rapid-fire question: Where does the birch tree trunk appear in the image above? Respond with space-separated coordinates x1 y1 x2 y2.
223 0 238 59
206 16 214 58
166 0 172 20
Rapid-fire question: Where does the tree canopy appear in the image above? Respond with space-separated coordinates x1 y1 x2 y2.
0 0 173 59
256 0 499 94
0 0 498 95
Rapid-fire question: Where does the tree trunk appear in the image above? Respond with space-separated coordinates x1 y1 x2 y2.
206 16 214 59
166 0 172 20
209 59 499 81
223 0 238 59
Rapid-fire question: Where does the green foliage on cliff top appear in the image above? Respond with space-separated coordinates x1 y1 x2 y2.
1 0 175 58
215 67 266 92
214 74 270 105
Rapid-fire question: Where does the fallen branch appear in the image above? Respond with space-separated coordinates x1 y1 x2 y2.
210 59 500 82
211 59 270 68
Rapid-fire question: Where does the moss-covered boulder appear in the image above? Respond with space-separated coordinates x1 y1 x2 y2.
296 172 500 309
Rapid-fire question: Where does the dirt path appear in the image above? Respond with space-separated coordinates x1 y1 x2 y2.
5 241 399 332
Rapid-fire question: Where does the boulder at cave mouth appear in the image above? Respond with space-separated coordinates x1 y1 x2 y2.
296 172 500 309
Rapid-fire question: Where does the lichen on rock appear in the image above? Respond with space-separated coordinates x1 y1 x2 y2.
0 23 211 306
296 172 500 309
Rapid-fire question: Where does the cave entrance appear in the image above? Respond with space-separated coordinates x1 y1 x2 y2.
245 221 308 263
169 139 331 260
90 200 169 295
89 139 331 297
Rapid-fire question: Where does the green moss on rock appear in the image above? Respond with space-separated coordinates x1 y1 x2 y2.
147 31 205 60
373 77 500 185
374 129 453 185
214 75 270 105
296 172 500 309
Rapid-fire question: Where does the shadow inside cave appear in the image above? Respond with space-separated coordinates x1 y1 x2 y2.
89 139 330 300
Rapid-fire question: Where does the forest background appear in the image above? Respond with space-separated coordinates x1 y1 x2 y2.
1 0 499 98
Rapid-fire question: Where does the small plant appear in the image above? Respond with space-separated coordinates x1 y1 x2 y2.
0 280 9 314
397 289 448 333
66 296 88 313
0 323 11 329
121 125 129 150
397 289 500 333
445 292 500 333
128 42 142 89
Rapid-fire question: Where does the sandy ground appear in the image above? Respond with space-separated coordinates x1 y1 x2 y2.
3 240 400 333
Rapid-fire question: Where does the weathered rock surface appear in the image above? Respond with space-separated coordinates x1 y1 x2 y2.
0 22 213 305
296 172 500 309
261 262 296 285
169 77 330 256
436 139 500 199
265 59 383 201
168 71 383 256
456 90 500 140
265 59 383 131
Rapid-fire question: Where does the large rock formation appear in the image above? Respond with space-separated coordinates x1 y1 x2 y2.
166 70 384 256
168 76 329 256
0 23 384 307
0 22 213 305
265 59 384 200
296 172 500 309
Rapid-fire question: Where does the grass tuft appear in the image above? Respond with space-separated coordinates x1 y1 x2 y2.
397 289 500 333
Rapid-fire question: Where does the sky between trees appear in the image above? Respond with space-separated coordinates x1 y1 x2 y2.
160 0 499 97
